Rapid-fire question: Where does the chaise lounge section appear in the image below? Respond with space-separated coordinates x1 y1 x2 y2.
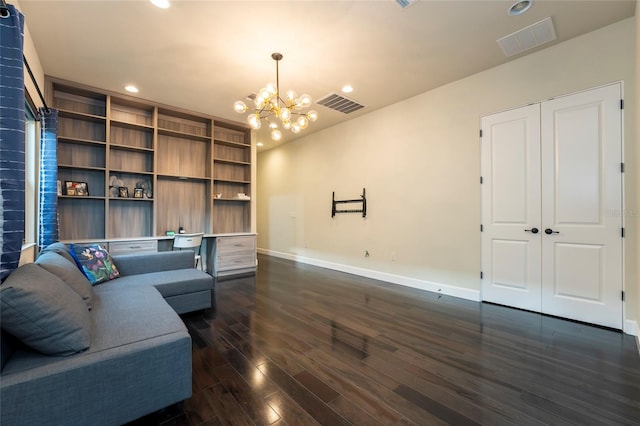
1 243 214 426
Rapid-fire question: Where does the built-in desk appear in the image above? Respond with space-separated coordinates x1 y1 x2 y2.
62 233 256 277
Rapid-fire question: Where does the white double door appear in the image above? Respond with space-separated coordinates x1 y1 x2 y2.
481 84 623 329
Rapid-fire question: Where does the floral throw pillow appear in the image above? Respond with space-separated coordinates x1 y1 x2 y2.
69 244 120 285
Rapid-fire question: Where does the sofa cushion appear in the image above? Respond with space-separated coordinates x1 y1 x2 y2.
0 264 91 356
100 269 212 298
1 331 20 372
40 242 76 266
69 244 120 285
35 251 94 309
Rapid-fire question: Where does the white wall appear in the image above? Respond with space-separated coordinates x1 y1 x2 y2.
257 18 638 327
635 0 639 339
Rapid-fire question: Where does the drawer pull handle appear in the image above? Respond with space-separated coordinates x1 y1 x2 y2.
129 246 142 249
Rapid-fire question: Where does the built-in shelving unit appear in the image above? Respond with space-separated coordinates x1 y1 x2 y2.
48 77 253 241
212 127 252 233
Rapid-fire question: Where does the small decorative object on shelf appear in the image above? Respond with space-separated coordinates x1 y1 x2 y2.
166 230 175 236
118 187 129 198
65 181 89 196
57 180 62 196
133 188 144 198
236 193 250 200
135 180 153 198
215 193 222 199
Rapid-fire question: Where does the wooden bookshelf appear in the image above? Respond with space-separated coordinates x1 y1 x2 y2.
47 77 253 241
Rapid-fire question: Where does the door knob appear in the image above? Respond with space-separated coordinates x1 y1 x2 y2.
524 228 539 234
545 228 559 235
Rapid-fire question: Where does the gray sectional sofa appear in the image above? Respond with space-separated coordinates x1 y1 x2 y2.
0 243 214 426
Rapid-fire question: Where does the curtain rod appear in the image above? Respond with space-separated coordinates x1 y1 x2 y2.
23 55 50 113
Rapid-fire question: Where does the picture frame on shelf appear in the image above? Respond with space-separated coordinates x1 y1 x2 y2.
65 181 89 196
57 180 62 196
118 187 129 198
133 188 144 198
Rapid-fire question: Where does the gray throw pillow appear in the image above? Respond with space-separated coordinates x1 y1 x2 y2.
36 251 95 310
40 242 77 265
0 264 91 356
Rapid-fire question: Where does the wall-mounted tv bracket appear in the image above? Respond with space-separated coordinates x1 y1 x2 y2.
332 188 367 218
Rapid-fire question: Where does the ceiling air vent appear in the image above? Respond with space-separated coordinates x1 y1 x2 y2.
395 0 417 8
497 17 556 58
316 93 365 114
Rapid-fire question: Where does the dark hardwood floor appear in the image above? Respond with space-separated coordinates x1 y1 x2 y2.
133 254 640 425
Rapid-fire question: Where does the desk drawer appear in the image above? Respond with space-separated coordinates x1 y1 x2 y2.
108 240 158 255
216 235 255 255
215 251 256 271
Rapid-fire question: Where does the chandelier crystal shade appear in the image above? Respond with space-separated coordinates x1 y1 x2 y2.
234 53 318 141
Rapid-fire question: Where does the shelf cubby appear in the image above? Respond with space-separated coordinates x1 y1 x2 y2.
157 134 210 179
110 122 154 150
58 168 106 197
58 140 106 169
110 99 154 127
156 177 211 235
108 199 153 238
158 109 210 139
58 198 106 240
53 86 106 117
110 147 153 174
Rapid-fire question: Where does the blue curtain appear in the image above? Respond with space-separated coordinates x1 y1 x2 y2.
0 5 25 281
38 108 59 250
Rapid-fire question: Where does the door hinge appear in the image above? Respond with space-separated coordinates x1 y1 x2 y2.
621 291 625 301
621 163 625 173
480 176 483 184
480 224 484 232
479 129 483 138
620 99 624 109
480 271 484 279
621 228 625 238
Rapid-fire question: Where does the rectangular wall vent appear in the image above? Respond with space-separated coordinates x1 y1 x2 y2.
497 17 556 58
316 93 365 114
395 0 417 8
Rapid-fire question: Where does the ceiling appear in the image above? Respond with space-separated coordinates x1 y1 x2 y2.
17 0 636 151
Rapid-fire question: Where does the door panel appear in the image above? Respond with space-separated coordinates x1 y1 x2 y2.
553 243 603 301
554 103 602 225
481 104 541 312
541 84 622 329
491 239 530 290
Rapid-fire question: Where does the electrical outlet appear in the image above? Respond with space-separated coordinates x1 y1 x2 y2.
391 251 397 261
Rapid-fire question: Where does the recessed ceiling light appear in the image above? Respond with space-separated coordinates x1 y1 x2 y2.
124 85 139 93
256 142 264 147
150 0 170 9
342 85 354 93
508 0 532 16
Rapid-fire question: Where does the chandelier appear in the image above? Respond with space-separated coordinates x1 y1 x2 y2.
234 53 318 141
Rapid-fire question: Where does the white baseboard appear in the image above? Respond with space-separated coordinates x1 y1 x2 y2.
258 248 480 302
624 320 638 337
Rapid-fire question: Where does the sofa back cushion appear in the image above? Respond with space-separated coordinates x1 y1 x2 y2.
40 242 76 265
36 251 94 309
0 264 91 356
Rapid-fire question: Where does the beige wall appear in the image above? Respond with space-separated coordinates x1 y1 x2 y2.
257 18 638 330
635 0 639 337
